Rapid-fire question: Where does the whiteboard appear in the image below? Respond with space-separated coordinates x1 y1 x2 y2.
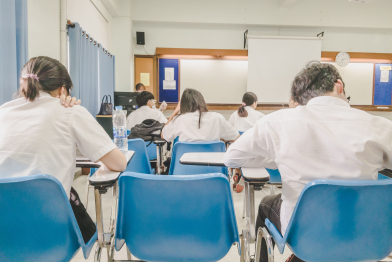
324 62 373 105
179 59 248 104
247 36 322 104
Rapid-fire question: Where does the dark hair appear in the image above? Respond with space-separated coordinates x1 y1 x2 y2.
291 61 345 105
135 83 146 91
18 56 73 101
136 91 154 107
238 92 258 117
176 88 208 128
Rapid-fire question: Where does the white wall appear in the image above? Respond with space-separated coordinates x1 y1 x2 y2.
67 0 112 50
131 0 392 29
27 0 61 60
112 17 133 91
133 22 392 55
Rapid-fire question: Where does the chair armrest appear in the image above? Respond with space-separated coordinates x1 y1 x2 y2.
265 218 286 254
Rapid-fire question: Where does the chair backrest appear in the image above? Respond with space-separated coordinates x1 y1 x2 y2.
169 141 227 175
0 175 96 261
115 172 239 261
285 179 392 262
265 168 282 183
126 139 153 174
145 141 157 161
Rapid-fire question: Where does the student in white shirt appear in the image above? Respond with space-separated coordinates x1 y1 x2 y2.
228 92 264 192
224 61 392 262
135 83 146 92
228 92 264 132
127 91 167 130
0 56 127 243
162 88 240 142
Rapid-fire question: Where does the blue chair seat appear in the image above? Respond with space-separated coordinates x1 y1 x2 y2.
0 175 97 262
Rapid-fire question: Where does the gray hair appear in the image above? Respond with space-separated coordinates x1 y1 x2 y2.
291 61 345 105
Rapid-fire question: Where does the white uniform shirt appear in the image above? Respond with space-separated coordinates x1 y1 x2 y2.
0 93 116 198
228 106 265 132
127 105 167 130
224 96 392 235
162 111 240 142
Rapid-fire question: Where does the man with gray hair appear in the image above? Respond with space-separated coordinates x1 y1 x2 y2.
224 61 392 262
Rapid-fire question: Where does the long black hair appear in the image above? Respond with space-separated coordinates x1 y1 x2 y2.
238 92 258 117
175 88 208 128
18 56 73 101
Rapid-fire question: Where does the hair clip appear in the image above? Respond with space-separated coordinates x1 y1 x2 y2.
242 102 246 106
26 74 39 81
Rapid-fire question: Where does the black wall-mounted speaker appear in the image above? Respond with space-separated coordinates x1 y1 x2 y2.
136 32 145 45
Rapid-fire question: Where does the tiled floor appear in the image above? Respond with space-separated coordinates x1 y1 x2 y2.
70 175 392 262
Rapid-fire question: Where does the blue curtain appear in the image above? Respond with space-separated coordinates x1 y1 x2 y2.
69 23 115 116
0 0 28 106
98 45 115 108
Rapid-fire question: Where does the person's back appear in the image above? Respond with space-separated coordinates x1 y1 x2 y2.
224 61 392 262
162 88 239 142
229 106 264 132
127 91 167 130
165 111 237 142
257 97 392 214
0 94 93 195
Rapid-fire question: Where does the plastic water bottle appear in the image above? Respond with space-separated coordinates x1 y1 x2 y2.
113 106 127 153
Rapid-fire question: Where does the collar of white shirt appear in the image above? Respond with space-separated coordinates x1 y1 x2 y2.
39 92 52 98
307 96 350 108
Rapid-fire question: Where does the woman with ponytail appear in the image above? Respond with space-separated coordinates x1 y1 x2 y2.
0 56 127 243
228 92 264 132
162 88 239 142
228 92 265 192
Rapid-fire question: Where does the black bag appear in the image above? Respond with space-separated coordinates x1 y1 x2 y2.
129 119 165 146
98 95 113 115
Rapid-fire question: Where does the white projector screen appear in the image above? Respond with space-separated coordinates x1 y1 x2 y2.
180 59 248 103
247 36 322 104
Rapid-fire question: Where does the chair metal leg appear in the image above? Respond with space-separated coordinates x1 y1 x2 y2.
242 193 246 218
240 231 246 262
270 185 275 195
95 188 105 248
262 227 274 262
109 183 118 235
255 227 263 262
126 246 132 260
95 245 102 262
85 179 90 209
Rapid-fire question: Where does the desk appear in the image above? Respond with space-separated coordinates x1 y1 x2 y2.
89 151 134 251
179 152 226 166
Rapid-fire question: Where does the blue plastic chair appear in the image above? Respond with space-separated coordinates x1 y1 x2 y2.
114 172 240 261
0 175 97 262
265 168 282 184
262 179 392 262
127 139 155 174
85 139 155 209
145 142 157 161
169 141 227 175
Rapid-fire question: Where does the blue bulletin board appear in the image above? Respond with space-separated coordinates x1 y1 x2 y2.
374 64 392 106
159 59 179 103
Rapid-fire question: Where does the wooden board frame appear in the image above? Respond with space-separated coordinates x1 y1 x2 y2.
152 48 392 111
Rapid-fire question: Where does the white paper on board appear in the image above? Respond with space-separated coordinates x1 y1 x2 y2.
163 80 176 90
165 68 174 81
381 70 389 83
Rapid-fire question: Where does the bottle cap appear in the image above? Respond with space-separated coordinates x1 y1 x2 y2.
115 106 122 110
